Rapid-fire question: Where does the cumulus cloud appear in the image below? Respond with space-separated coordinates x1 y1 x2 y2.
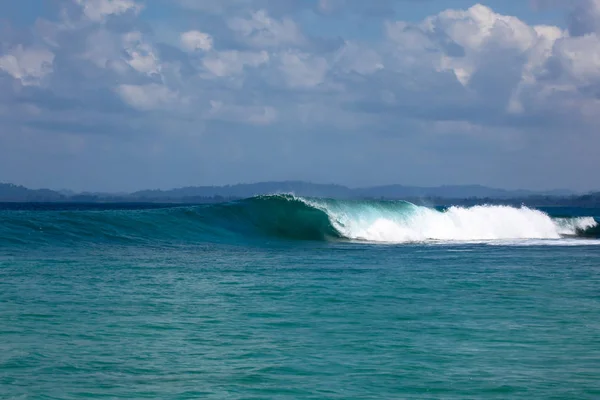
385 4 537 86
81 29 123 69
0 46 55 86
380 3 600 127
1 0 599 191
180 30 213 52
74 0 143 22
116 83 180 110
279 51 329 88
122 31 162 76
202 50 269 77
334 41 383 75
228 10 305 48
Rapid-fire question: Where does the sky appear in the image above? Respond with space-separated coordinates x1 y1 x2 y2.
0 0 599 192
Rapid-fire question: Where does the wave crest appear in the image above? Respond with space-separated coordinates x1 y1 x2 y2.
311 200 597 242
1 194 597 245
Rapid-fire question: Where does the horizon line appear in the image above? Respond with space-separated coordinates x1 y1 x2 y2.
0 180 591 196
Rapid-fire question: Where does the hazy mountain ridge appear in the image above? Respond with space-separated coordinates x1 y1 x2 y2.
131 182 577 200
0 183 65 202
0 181 595 205
132 181 354 200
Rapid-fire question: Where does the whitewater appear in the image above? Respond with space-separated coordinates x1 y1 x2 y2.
303 197 598 243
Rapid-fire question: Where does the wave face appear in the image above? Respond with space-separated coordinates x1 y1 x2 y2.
0 195 598 246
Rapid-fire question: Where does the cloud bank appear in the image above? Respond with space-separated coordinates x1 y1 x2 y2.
0 0 598 191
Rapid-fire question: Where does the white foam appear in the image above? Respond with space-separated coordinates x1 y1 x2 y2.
307 200 598 244
485 238 600 246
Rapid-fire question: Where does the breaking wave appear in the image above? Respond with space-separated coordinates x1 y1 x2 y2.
304 197 597 242
0 194 598 246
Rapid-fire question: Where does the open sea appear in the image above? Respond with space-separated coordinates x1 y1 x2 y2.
1 195 600 399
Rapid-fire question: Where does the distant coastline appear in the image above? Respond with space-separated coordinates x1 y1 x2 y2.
1 181 599 207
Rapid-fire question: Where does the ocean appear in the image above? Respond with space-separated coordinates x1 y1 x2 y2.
1 195 600 399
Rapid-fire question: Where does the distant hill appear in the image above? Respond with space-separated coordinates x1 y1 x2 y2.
0 181 592 205
131 181 576 201
0 183 65 202
131 181 354 200
354 184 575 199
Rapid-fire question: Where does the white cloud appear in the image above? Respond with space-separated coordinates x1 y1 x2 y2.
391 4 537 86
74 0 143 22
3 0 600 191
175 0 253 13
429 4 536 52
553 33 600 83
0 45 55 86
81 29 121 69
228 10 305 48
279 51 329 88
334 41 384 75
422 2 600 90
381 3 600 122
117 84 180 110
203 50 269 77
181 30 213 52
80 29 163 76
122 31 161 76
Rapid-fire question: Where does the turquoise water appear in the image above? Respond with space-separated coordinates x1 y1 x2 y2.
1 198 600 398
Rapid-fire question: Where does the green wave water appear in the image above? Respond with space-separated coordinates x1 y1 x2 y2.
1 198 600 398
0 194 598 246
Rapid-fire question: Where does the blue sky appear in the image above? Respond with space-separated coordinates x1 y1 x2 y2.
0 0 598 192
